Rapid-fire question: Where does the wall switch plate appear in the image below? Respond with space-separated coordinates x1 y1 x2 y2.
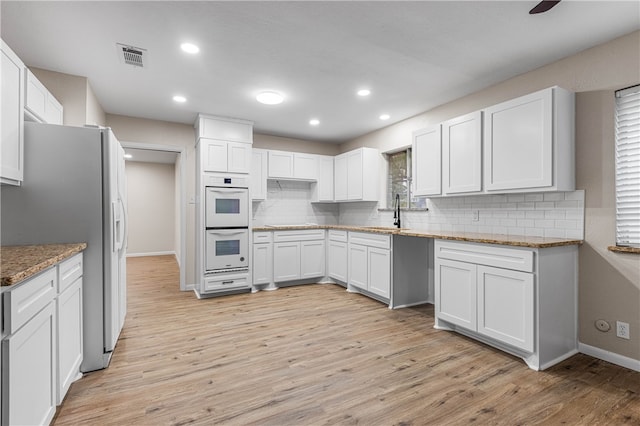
616 321 630 339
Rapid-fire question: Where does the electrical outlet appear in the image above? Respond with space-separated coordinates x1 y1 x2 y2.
616 321 630 339
472 210 480 222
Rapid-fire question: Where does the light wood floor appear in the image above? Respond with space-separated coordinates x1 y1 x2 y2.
53 255 639 425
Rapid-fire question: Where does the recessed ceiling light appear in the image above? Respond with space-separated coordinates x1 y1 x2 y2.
180 43 200 54
124 153 132 159
379 114 390 120
357 89 371 97
173 95 187 103
256 91 284 105
309 119 320 126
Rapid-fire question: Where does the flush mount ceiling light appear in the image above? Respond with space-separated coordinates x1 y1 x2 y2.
256 91 285 105
357 89 371 97
180 43 200 54
379 114 390 120
173 95 187 103
123 153 132 159
309 119 320 126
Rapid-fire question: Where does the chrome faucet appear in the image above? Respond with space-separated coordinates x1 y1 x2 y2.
393 193 401 228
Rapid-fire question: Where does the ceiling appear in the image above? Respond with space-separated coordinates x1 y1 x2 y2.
2 1 639 144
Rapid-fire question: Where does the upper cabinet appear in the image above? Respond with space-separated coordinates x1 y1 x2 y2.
251 149 267 201
484 86 574 193
195 114 253 174
412 126 442 197
312 155 334 202
443 111 482 195
1 39 25 186
267 150 318 181
25 69 63 125
334 147 379 202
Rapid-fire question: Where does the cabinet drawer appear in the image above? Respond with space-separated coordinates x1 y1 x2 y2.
435 241 533 273
58 253 83 293
253 231 273 243
348 232 391 249
4 268 57 335
328 230 347 242
203 273 249 292
274 229 325 242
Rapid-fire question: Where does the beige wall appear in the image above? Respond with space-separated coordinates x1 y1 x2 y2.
254 133 340 156
125 162 176 255
106 113 197 285
29 67 106 126
340 31 640 361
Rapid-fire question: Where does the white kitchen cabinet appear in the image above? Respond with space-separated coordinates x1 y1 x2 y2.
199 138 251 173
252 232 273 285
327 230 348 283
348 232 391 300
434 239 576 370
412 126 442 197
2 268 57 426
484 86 574 193
334 148 379 202
272 230 326 283
443 111 482 195
251 149 267 201
312 155 334 202
1 39 25 186
25 69 63 125
268 150 318 181
196 114 253 144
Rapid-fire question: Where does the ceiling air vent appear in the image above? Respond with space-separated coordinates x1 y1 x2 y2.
116 43 147 68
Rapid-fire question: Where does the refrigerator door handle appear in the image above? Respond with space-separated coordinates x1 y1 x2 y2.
112 201 119 252
119 197 128 252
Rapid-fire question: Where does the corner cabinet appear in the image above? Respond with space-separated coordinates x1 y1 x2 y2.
434 240 577 370
334 148 380 202
484 86 574 193
1 39 25 186
272 230 326 283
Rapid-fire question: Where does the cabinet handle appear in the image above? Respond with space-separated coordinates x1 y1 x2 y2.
222 280 234 285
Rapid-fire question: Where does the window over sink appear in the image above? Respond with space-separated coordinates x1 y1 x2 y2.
386 148 426 209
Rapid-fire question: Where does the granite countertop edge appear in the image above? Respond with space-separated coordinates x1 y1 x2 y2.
1 243 88 287
252 225 583 248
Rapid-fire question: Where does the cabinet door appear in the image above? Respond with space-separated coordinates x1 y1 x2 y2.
227 142 250 173
294 153 318 180
1 41 24 184
25 69 47 121
435 259 477 331
443 111 482 194
57 278 83 405
484 88 553 191
45 95 64 125
328 240 347 282
477 265 534 352
412 126 442 196
368 247 391 299
300 240 326 279
252 243 273 285
251 149 267 201
3 302 56 426
334 154 348 201
316 155 334 201
268 151 294 179
273 242 300 282
348 243 367 290
201 139 228 172
347 150 363 200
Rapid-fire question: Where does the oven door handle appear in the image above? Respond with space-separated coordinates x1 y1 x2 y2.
207 188 247 194
208 229 247 235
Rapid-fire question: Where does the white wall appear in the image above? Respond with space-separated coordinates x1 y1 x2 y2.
125 161 176 256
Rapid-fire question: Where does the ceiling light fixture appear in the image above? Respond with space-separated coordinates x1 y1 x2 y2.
124 153 132 159
173 95 187 103
256 91 284 105
357 89 371 97
379 114 390 120
309 119 320 126
180 43 200 54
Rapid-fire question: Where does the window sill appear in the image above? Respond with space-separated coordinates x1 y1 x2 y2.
378 208 429 212
608 245 640 254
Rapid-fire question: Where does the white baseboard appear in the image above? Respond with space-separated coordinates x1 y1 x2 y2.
579 342 640 372
126 251 176 258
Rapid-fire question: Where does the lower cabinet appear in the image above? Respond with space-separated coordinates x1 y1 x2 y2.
327 230 348 283
2 252 84 425
271 230 326 284
434 240 576 370
347 232 391 300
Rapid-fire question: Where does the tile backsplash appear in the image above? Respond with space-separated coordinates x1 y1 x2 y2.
253 182 585 240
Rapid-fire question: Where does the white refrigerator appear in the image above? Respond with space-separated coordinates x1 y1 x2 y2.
1 122 128 372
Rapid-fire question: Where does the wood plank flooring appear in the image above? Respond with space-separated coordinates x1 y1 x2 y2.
53 255 640 425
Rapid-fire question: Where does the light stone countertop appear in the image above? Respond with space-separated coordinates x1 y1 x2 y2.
1 243 87 287
252 225 582 248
